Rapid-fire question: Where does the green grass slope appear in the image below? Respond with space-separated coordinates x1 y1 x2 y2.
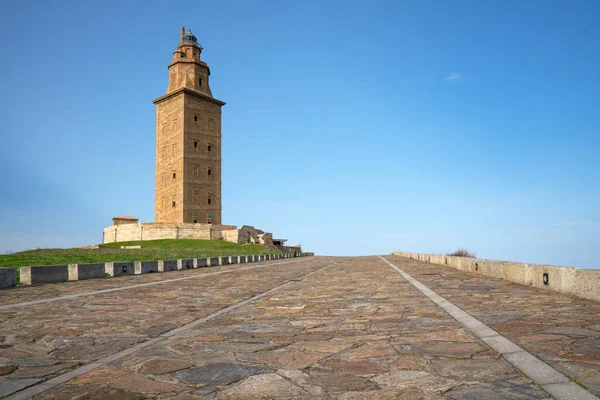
0 239 280 271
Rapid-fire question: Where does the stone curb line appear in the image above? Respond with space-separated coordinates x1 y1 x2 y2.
1 253 299 288
0 258 308 311
3 259 338 400
378 256 599 400
390 251 600 303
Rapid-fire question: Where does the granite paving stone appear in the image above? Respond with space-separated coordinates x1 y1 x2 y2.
34 385 147 400
430 357 521 382
419 342 488 358
217 373 308 399
0 379 41 398
67 366 130 384
444 381 549 400
172 363 270 385
337 388 443 399
138 359 194 375
0 367 15 377
109 374 185 394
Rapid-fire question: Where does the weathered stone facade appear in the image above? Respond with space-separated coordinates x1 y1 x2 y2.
238 226 273 245
102 223 274 246
153 27 225 225
112 216 139 226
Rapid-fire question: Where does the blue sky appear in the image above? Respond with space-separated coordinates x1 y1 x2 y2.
0 0 598 269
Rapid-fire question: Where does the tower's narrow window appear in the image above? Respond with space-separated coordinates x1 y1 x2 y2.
199 77 203 87
172 172 176 181
172 201 176 207
207 144 212 152
207 168 212 176
208 198 212 205
194 115 198 122
194 140 198 149
193 219 197 223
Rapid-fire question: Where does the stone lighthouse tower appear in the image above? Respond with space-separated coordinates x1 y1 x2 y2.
153 27 225 225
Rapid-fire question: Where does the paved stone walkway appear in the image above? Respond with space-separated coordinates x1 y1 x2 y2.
385 255 600 398
0 256 598 399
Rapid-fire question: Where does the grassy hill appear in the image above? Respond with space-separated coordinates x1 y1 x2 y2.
0 239 281 272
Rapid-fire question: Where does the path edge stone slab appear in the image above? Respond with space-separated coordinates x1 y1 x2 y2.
0 268 17 288
20 265 68 285
390 251 600 303
11 253 295 287
68 263 105 281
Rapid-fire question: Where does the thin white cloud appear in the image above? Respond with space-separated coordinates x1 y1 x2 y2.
444 72 462 82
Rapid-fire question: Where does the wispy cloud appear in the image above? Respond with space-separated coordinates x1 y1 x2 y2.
444 72 462 82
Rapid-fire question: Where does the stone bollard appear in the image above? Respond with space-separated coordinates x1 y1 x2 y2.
162 260 178 272
136 261 159 274
105 262 135 277
68 263 105 281
20 265 68 285
0 268 17 288
197 258 208 268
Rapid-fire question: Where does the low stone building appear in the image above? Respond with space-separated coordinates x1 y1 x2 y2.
102 219 275 247
112 216 139 225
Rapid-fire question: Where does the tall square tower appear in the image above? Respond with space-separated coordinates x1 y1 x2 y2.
153 27 225 225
